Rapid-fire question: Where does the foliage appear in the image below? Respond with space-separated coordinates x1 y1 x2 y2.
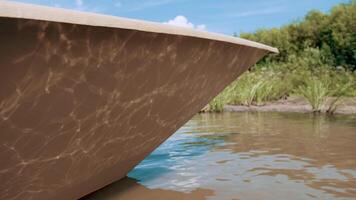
207 2 356 113
240 1 356 71
296 68 355 113
208 48 356 113
206 94 226 112
297 77 330 112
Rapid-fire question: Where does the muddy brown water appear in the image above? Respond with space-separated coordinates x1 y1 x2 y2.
84 112 356 200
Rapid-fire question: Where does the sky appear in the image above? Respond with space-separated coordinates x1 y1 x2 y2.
10 0 349 35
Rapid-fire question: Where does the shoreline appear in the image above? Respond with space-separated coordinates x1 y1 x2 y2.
223 97 356 115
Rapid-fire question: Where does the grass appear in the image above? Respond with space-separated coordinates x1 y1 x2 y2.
297 77 330 113
205 70 290 112
205 59 356 113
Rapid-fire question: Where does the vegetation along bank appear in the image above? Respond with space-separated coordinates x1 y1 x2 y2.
206 1 356 114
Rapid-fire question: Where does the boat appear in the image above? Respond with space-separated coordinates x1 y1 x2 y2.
0 2 278 199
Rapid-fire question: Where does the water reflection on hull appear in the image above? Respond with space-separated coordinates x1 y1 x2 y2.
0 2 276 199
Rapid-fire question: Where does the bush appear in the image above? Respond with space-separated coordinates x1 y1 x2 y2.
207 2 356 113
297 77 330 112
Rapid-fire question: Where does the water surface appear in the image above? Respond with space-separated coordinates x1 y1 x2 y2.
88 112 356 200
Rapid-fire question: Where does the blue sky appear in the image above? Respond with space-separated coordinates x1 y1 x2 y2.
12 0 349 35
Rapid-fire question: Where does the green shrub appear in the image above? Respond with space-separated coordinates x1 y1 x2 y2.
207 1 356 113
296 68 355 113
297 77 330 112
206 94 226 112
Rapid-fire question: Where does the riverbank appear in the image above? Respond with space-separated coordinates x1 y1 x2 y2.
204 2 356 114
223 96 356 115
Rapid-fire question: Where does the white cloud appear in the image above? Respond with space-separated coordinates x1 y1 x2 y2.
164 15 206 31
75 0 83 6
166 15 194 28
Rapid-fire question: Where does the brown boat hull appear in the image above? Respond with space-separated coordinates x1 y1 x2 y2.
0 2 275 200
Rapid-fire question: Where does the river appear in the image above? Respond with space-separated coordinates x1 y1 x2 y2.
85 112 356 200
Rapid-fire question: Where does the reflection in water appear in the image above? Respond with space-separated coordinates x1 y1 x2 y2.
90 112 356 200
83 177 213 200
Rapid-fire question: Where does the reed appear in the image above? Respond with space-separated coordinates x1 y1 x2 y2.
297 77 330 113
206 62 355 113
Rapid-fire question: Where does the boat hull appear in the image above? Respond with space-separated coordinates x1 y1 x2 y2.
0 2 275 200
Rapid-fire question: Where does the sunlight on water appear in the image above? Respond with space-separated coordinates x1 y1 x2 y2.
128 112 356 200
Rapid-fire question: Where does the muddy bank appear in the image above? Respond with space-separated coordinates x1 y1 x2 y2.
224 97 356 115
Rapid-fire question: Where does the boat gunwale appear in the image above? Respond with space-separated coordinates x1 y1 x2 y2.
0 1 278 54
